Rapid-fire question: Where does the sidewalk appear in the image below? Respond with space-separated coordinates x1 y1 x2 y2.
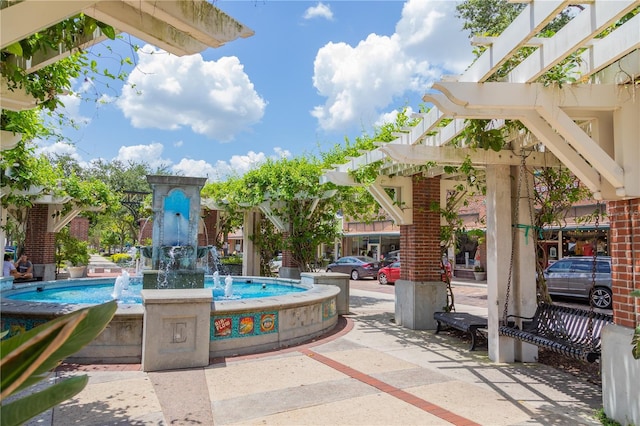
26 286 602 426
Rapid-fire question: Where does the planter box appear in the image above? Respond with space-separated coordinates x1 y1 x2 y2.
67 266 86 278
473 272 486 281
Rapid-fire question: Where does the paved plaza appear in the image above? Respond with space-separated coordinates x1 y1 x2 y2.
21 263 603 426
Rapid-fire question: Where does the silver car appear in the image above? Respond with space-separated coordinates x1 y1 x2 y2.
326 256 381 280
543 256 612 309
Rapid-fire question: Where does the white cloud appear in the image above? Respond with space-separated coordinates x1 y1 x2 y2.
36 142 84 163
58 93 91 127
172 158 218 180
304 3 333 21
374 106 416 128
116 143 170 170
312 0 473 132
174 148 292 183
117 46 267 142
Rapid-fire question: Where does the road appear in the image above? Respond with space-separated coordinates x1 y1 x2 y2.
348 278 611 314
348 278 488 308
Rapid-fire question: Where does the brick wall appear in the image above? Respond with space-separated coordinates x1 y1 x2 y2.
198 209 218 246
24 205 55 264
280 232 296 268
138 218 153 244
69 217 89 241
608 198 640 328
400 176 441 282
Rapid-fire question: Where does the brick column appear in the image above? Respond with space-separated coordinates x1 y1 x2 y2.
601 198 640 426
198 209 218 246
608 199 640 328
280 231 301 279
400 175 441 282
138 218 153 244
24 204 56 280
395 175 446 330
69 217 89 241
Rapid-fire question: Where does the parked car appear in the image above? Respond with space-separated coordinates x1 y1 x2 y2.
326 256 381 280
543 256 612 309
378 261 400 285
382 249 400 266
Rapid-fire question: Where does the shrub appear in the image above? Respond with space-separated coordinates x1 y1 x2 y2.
55 229 90 267
111 253 132 264
221 255 242 265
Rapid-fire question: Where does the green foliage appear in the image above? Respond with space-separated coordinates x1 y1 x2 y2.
531 166 593 303
0 301 117 426
55 228 90 267
220 255 243 265
250 217 283 277
455 0 524 37
204 154 355 273
595 408 623 426
1 14 117 112
631 290 640 360
461 119 508 152
349 161 384 185
110 253 132 265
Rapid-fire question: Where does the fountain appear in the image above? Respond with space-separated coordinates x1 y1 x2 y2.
142 175 207 289
0 175 343 364
224 275 234 298
111 270 131 300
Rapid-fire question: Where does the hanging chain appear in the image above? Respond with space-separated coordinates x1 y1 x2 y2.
503 152 526 325
587 201 601 347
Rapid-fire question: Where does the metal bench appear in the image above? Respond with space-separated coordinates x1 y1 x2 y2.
499 302 613 363
434 312 488 351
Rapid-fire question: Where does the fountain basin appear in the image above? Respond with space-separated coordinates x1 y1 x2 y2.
0 276 340 363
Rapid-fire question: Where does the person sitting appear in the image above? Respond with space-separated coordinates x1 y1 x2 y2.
3 254 18 278
14 253 34 281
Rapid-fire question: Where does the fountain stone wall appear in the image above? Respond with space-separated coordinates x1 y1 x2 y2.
142 175 208 289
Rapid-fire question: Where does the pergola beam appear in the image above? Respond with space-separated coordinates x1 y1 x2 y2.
1 0 254 57
380 145 561 168
507 1 639 83
0 0 97 49
368 176 413 226
458 0 570 83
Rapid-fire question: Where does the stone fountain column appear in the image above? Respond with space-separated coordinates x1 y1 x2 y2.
142 175 208 289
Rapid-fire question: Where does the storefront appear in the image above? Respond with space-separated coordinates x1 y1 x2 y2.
341 233 400 261
539 226 610 267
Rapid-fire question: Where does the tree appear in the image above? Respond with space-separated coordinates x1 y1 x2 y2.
455 0 524 37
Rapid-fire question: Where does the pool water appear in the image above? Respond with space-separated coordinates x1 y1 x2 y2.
5 278 307 305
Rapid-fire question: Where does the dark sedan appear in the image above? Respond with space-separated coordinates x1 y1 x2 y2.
326 256 381 280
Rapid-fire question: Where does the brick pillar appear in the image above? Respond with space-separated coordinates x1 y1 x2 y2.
24 205 56 280
69 217 89 241
282 232 294 268
138 218 153 244
608 199 640 328
400 175 441 282
198 209 218 246
394 175 446 330
24 205 55 264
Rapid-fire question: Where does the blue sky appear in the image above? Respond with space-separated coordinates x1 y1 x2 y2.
38 1 474 181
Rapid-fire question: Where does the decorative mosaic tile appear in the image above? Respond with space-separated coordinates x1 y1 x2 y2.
1 317 49 339
322 298 337 320
211 311 278 340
